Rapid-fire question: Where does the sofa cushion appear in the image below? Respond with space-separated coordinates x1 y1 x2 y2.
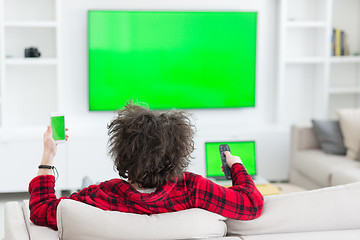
226 182 360 236
337 108 360 160
331 168 360 186
293 150 358 187
57 199 227 240
311 119 346 155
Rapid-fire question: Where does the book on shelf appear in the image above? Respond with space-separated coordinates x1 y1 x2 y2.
331 29 335 56
331 28 349 56
335 29 341 56
340 31 345 56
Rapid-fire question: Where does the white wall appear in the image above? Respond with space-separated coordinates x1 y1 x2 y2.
62 0 278 124
0 0 286 193
58 0 288 188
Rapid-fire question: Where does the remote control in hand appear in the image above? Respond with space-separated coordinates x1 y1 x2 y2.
219 144 232 180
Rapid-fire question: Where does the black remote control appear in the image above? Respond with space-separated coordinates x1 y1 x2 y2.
219 144 232 180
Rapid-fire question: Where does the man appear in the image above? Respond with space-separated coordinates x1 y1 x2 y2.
29 102 263 230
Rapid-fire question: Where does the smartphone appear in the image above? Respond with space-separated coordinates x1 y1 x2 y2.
50 113 65 143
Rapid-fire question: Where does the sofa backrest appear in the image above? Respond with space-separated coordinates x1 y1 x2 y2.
226 182 360 236
57 199 227 240
291 124 320 152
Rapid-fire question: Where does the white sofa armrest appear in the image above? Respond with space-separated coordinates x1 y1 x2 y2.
290 124 321 187
4 202 29 240
226 182 360 236
21 200 58 240
291 124 320 153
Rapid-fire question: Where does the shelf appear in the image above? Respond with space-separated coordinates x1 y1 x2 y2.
285 28 327 58
0 126 44 142
5 65 57 127
4 21 57 28
330 56 360 63
5 27 57 58
5 58 58 65
4 0 56 22
286 21 327 28
285 57 326 64
286 0 328 22
329 87 360 94
287 56 360 64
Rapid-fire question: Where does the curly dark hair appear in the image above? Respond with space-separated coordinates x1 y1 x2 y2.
107 102 195 188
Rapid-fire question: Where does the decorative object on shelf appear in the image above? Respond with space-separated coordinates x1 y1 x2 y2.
24 47 41 58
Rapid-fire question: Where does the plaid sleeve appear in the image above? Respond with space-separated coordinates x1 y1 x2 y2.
193 163 263 220
28 175 61 230
28 175 102 231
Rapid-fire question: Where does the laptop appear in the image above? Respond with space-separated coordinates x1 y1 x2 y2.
205 141 257 180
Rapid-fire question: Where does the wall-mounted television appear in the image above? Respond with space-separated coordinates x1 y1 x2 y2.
88 11 257 110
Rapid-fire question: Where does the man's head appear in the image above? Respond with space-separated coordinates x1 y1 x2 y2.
108 102 195 188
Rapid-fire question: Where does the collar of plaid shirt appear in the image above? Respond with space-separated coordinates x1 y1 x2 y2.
119 180 177 202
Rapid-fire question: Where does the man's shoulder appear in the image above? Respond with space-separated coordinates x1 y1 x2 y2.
96 178 127 191
183 171 207 185
179 172 214 192
184 171 202 179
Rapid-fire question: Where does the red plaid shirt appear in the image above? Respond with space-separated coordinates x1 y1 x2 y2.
29 163 263 230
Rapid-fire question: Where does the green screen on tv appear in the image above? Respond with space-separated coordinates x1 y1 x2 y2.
205 141 256 178
88 11 257 110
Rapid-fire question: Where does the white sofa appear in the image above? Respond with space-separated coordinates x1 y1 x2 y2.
290 124 360 190
4 182 360 240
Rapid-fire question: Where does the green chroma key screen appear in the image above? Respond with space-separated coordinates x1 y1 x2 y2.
88 11 257 110
205 141 256 178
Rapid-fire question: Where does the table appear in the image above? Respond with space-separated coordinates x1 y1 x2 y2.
209 177 307 196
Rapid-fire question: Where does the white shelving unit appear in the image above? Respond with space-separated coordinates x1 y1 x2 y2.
286 21 327 28
5 58 58 65
329 87 360 94
0 0 61 128
0 0 66 193
278 0 360 124
4 21 57 27
330 56 360 63
0 1 4 127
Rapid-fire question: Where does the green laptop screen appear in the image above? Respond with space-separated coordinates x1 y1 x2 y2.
205 141 256 178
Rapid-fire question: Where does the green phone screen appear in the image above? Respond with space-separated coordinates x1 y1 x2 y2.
51 116 65 141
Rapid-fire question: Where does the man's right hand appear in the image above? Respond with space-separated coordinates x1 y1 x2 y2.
224 151 243 168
